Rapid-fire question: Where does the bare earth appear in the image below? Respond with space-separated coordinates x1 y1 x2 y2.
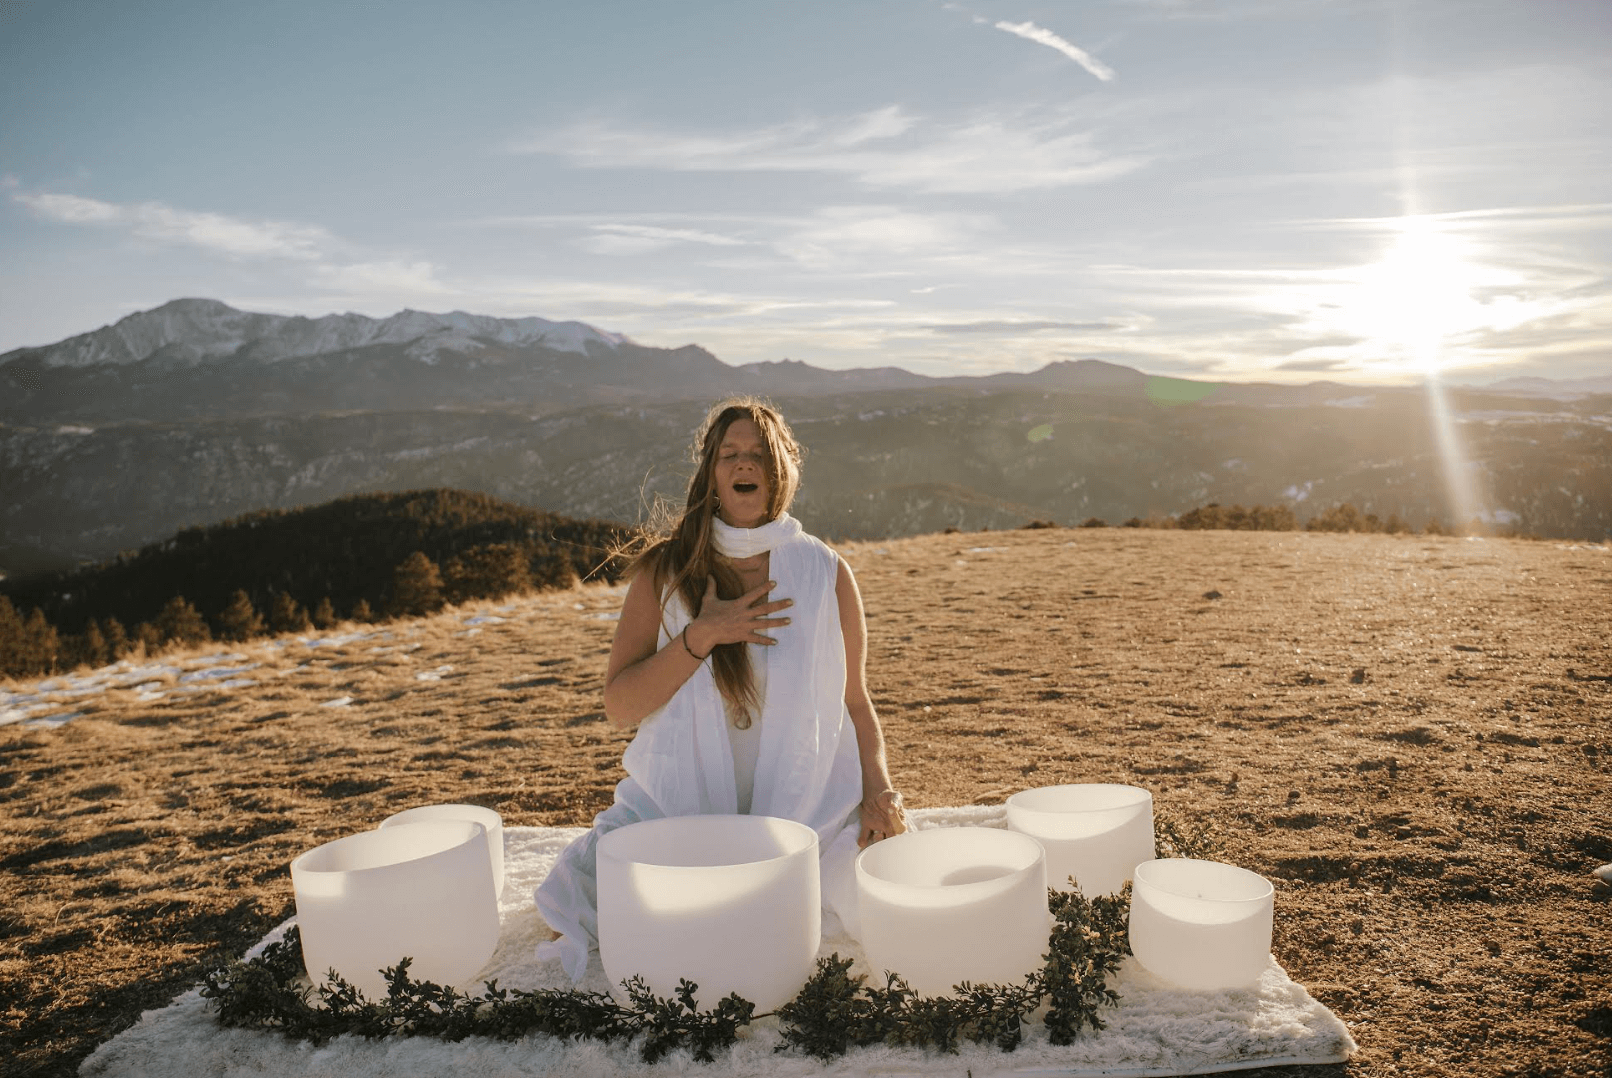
2 528 1609 1077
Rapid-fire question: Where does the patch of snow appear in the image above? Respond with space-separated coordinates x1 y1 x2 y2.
179 663 260 684
966 546 1005 554
463 614 507 626
0 704 48 726
25 711 84 728
321 696 354 708
304 631 379 649
583 611 621 621
1325 396 1374 408
1283 482 1314 503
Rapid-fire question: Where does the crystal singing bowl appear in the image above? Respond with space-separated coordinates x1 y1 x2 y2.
1127 858 1275 990
380 803 505 898
856 827 1050 998
290 819 500 999
596 814 820 1012
1006 783 1155 897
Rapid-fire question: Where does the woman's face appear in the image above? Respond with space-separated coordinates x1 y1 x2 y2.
712 417 772 529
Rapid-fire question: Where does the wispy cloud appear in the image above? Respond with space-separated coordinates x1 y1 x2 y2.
925 318 1131 334
578 223 751 257
992 20 1116 82
311 260 449 295
12 189 331 259
516 106 1144 195
776 206 992 268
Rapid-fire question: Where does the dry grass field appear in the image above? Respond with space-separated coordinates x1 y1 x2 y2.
2 527 1609 1077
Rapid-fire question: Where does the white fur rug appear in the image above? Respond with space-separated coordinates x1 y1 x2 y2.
80 805 1356 1077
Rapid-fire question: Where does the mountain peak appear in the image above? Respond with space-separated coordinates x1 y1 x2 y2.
11 298 632 370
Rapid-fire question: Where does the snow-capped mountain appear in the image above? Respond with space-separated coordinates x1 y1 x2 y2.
14 298 631 369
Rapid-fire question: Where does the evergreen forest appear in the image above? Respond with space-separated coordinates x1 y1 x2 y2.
0 489 633 678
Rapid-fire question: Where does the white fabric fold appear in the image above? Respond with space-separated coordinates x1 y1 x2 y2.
534 521 865 982
711 511 801 559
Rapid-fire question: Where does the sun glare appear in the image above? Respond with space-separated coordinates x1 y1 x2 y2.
1342 222 1481 372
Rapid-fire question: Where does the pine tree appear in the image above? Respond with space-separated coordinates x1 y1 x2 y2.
390 552 445 616
80 621 110 669
351 598 375 622
0 595 26 676
311 596 336 629
22 608 60 674
218 590 266 641
532 555 579 591
155 596 212 646
269 591 312 633
102 617 130 660
134 622 163 656
444 543 533 603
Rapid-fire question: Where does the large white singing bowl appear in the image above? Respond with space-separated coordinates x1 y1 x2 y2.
1006 784 1155 897
1128 858 1275 990
856 827 1050 997
290 820 499 998
379 803 505 898
596 815 820 1012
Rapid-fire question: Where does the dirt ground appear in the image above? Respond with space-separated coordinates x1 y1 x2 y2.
1 527 1609 1077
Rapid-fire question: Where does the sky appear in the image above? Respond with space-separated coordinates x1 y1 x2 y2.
2 0 1609 385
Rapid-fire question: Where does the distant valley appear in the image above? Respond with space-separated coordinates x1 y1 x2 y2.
3 298 1609 572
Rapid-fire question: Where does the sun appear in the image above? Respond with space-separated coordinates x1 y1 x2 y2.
1339 221 1483 373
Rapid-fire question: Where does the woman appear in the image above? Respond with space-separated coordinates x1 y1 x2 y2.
535 398 909 981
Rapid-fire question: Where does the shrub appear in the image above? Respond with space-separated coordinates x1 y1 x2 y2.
269 591 312 633
444 543 533 604
390 552 445 617
218 589 265 642
155 597 211 646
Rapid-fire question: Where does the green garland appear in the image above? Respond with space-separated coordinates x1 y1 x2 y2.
200 885 1133 1064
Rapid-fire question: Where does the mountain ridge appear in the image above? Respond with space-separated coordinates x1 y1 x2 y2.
3 297 633 371
3 300 1609 568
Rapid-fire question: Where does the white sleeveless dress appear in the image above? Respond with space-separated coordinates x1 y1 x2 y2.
533 519 866 983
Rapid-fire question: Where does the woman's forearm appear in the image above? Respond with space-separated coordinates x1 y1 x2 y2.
847 696 895 796
603 622 715 730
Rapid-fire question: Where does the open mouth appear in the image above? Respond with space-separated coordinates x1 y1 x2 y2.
732 482 759 494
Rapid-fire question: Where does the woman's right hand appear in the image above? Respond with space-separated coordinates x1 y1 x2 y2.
686 576 792 657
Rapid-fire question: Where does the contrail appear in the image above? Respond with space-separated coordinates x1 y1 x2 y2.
994 19 1116 82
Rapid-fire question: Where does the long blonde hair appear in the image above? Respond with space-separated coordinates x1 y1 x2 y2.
626 397 804 727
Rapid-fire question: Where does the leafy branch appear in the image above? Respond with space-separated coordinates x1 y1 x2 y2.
203 882 1133 1064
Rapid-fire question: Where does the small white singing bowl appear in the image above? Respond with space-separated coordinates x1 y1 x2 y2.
290 820 500 999
380 803 504 898
1006 783 1154 897
1127 858 1275 991
597 814 820 1013
856 827 1050 998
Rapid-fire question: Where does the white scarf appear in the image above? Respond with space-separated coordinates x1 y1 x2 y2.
711 511 800 559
